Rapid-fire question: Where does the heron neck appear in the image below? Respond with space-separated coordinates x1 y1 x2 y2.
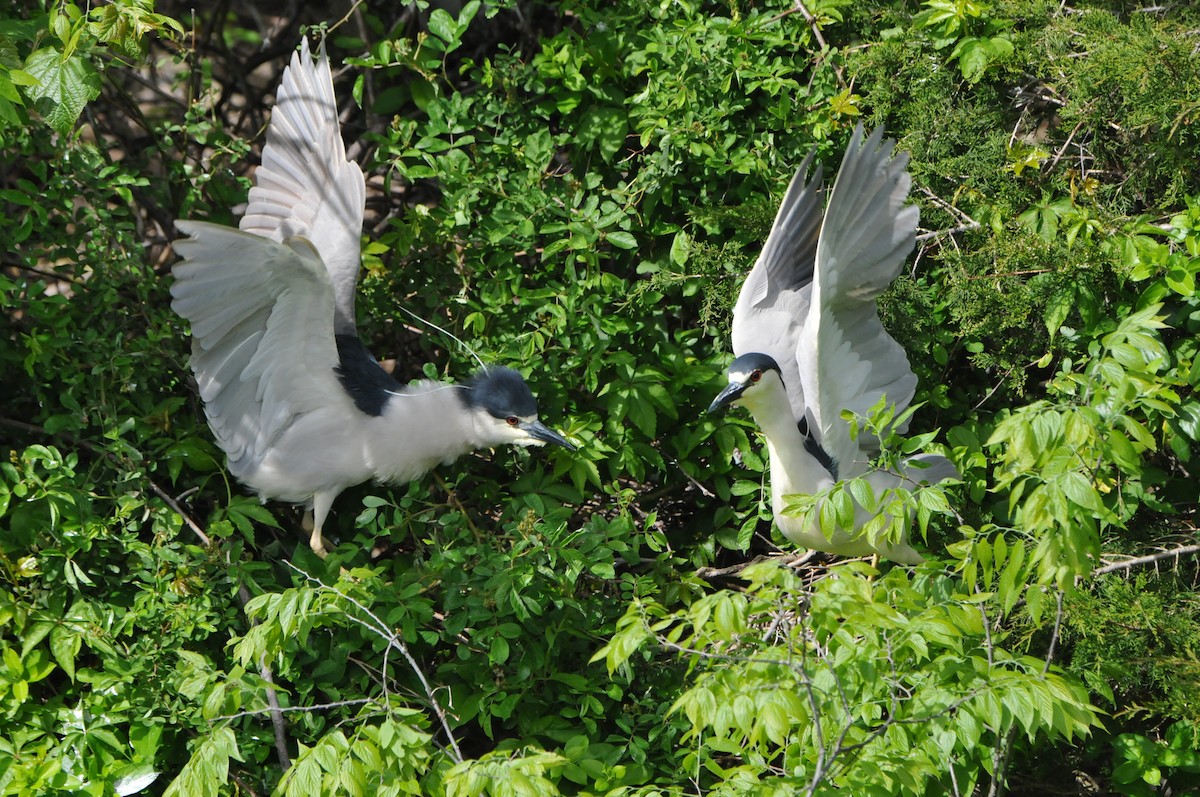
741 381 834 499
365 380 478 484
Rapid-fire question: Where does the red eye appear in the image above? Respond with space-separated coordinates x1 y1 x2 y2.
507 416 519 426
750 370 762 383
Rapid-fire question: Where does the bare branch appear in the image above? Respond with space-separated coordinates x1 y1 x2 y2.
1092 544 1200 576
915 220 981 242
696 551 817 579
214 698 376 723
149 480 212 547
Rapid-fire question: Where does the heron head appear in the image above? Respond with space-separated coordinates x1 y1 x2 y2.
462 367 575 451
708 352 783 414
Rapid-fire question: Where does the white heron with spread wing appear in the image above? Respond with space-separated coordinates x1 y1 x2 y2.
171 39 573 558
709 125 956 564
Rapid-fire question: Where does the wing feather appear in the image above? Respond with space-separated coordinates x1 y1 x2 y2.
800 125 919 473
731 152 825 423
240 38 365 336
171 221 349 478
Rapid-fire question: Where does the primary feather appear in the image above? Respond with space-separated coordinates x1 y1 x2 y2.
240 37 365 336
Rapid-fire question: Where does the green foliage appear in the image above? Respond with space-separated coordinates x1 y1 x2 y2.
1063 574 1200 728
781 397 958 553
1 0 181 134
597 561 1099 794
986 304 1177 586
912 0 1015 84
3 1 1200 795
1110 723 1200 797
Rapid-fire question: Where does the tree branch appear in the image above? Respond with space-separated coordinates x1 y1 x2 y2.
155 482 293 771
696 551 818 580
1092 544 1200 576
213 697 375 723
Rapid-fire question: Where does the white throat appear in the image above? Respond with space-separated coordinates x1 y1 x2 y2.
738 375 835 506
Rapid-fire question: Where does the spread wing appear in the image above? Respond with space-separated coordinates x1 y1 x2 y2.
170 221 348 476
730 151 825 425
240 38 366 336
799 125 919 476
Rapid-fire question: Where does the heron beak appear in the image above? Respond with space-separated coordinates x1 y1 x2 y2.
707 380 747 414
520 420 577 451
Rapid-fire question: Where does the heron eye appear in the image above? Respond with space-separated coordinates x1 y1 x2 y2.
506 416 519 427
750 370 762 383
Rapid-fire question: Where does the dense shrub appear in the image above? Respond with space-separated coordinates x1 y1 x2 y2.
2 1 1197 794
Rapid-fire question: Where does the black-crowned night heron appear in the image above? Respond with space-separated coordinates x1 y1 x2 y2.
708 125 956 565
170 39 573 558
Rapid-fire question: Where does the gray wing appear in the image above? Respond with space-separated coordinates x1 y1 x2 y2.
171 221 348 477
240 38 365 336
730 151 825 425
799 125 919 475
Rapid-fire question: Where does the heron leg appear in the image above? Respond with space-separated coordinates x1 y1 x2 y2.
307 492 335 559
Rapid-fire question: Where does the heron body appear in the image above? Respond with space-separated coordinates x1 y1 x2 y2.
709 126 956 565
171 40 572 557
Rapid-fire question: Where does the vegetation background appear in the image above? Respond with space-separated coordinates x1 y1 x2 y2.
2 0 1198 794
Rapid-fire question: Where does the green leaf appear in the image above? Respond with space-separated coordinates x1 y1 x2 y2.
1044 287 1074 337
22 46 101 134
112 763 160 796
1061 471 1103 513
49 622 80 681
669 230 690 267
578 104 628 162
606 230 637 250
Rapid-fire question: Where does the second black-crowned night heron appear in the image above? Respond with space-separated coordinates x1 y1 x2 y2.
708 125 956 565
170 39 573 558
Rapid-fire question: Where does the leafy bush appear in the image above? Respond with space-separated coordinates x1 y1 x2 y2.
2 0 1199 795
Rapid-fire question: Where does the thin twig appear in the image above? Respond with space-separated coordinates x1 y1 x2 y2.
764 2 846 88
915 188 981 244
972 365 1017 411
1043 589 1064 675
915 221 981 241
149 480 212 546
433 471 482 541
237 580 292 770
3 261 89 286
1092 544 1200 576
920 186 980 226
214 697 376 722
677 464 716 499
695 551 816 579
284 561 465 763
229 771 261 797
965 268 1052 281
1047 119 1086 173
328 0 368 35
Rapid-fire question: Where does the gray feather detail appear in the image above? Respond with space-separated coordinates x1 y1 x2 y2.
799 124 920 472
754 151 824 300
240 38 366 337
731 150 826 426
171 221 349 479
